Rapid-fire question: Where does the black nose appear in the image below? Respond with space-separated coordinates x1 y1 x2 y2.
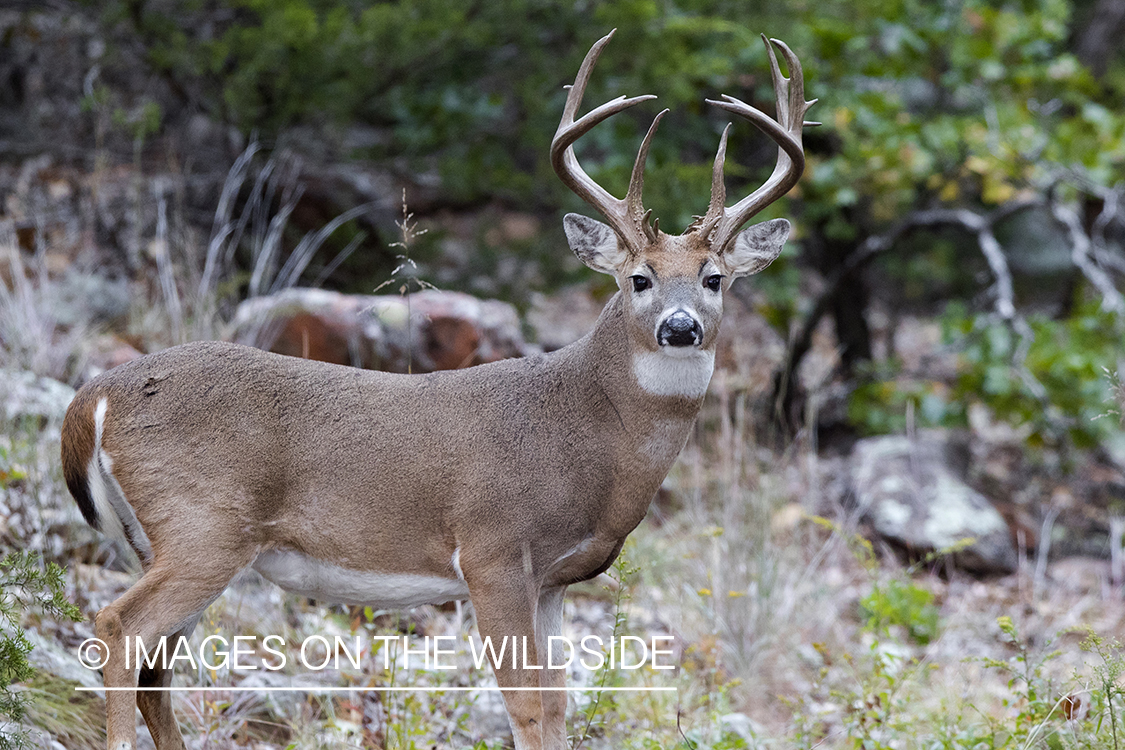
658 311 702 347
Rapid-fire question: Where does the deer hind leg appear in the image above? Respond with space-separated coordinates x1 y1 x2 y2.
537 587 569 750
135 619 197 750
97 553 251 750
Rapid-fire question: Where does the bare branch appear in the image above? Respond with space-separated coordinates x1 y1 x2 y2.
1049 200 1125 314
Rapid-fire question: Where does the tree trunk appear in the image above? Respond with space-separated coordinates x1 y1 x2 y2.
1075 0 1125 77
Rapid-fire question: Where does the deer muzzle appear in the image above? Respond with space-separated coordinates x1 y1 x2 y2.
657 310 702 348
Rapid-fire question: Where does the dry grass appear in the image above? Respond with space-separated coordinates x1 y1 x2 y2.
0 227 90 382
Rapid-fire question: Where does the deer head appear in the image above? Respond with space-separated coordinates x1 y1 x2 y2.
552 30 816 363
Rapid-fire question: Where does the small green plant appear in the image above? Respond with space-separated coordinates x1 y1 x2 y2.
0 551 84 750
859 541 979 648
574 547 640 750
1075 627 1125 750
976 616 1064 746
838 641 918 750
859 578 940 646
807 517 956 647
784 634 924 750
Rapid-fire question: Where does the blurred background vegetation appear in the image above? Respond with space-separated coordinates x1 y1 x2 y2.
31 0 1117 444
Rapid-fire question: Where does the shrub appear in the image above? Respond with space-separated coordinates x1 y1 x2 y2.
0 551 83 749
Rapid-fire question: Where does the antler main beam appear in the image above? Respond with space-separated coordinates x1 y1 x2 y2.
700 35 818 254
551 29 669 252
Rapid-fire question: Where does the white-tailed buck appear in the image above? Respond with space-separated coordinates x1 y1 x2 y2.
62 29 813 750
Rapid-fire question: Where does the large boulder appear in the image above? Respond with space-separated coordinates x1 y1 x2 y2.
850 430 1017 575
229 288 535 373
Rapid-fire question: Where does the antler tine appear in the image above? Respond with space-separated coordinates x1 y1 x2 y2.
626 109 669 243
764 36 790 125
698 123 731 237
702 35 816 253
551 29 660 251
771 37 819 127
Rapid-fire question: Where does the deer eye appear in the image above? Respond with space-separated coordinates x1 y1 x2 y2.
631 275 651 293
704 274 723 292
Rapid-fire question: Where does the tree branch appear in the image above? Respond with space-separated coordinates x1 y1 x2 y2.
769 199 1041 429
1050 200 1125 314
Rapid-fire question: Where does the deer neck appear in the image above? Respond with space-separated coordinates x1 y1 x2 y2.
579 292 711 472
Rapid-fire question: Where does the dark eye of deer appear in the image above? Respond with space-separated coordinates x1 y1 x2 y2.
631 276 651 293
704 275 723 292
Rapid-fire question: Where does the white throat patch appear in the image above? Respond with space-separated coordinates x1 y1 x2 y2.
632 349 715 399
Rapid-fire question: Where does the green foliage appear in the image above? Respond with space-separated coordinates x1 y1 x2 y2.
0 552 83 750
847 301 1124 451
859 579 940 646
90 0 1125 316
944 301 1124 448
847 360 962 436
800 0 1118 229
76 0 1122 354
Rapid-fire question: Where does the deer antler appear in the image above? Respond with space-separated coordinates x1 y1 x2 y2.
699 35 817 254
551 29 669 252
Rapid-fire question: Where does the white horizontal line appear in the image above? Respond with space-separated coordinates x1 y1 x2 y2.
76 686 676 693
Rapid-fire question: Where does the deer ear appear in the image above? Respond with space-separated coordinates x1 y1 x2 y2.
724 218 790 278
564 213 628 275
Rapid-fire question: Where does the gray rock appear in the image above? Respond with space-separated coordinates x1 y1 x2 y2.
994 206 1076 312
0 369 75 425
25 629 101 689
851 430 1016 574
43 271 131 328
